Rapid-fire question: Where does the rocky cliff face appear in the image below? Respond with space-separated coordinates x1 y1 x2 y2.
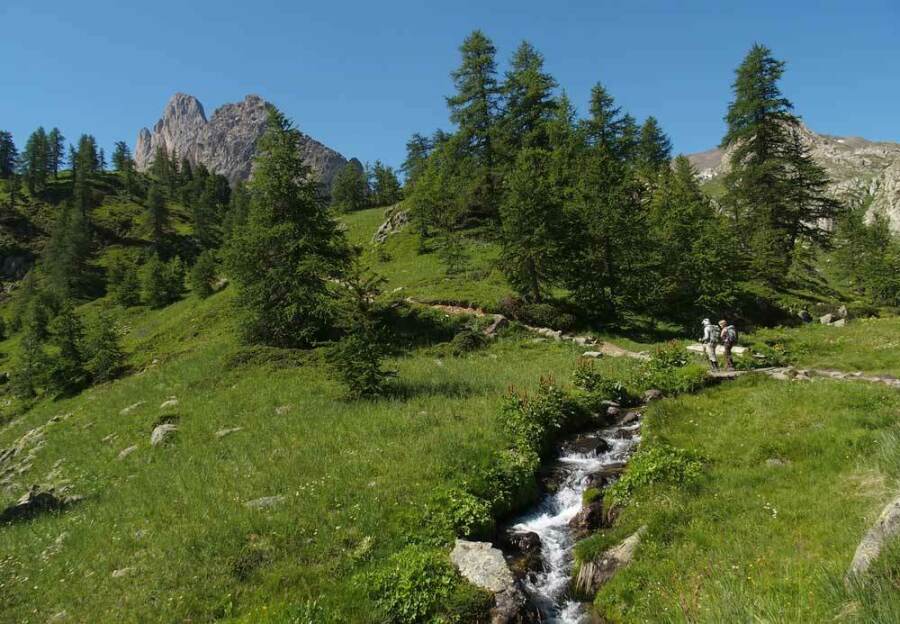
687 125 900 232
135 93 350 189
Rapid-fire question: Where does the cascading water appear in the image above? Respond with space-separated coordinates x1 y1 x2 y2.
508 419 642 623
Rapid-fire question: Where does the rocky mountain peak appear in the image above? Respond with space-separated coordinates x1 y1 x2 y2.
687 124 900 232
134 93 350 189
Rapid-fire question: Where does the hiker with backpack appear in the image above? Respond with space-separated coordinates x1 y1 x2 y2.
719 319 738 371
700 318 719 371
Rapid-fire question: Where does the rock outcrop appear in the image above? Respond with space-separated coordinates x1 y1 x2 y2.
449 539 529 624
135 93 351 189
574 526 646 596
687 124 900 232
847 494 900 580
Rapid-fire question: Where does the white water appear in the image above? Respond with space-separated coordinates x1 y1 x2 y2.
510 422 641 623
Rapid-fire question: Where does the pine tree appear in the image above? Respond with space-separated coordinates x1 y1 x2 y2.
73 135 99 213
44 201 93 299
47 128 65 178
330 162 369 212
22 127 50 194
189 250 217 298
11 326 49 398
106 251 141 307
370 161 402 207
84 310 125 383
47 302 88 394
636 116 672 176
146 184 169 251
496 41 558 162
112 141 131 171
781 128 842 250
223 180 251 240
401 133 432 191
192 176 221 250
583 83 627 156
447 30 500 219
224 106 351 347
499 148 563 302
327 259 392 399
0 131 19 179
141 253 183 308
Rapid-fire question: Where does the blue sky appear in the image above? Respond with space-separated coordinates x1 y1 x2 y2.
2 0 898 170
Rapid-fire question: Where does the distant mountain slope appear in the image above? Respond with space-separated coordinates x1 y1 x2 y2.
134 93 353 189
687 125 900 231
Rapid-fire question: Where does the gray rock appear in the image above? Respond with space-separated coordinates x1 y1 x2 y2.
0 486 81 523
135 93 351 189
847 494 900 579
111 567 134 578
642 389 663 403
832 318 847 327
820 313 835 325
837 305 849 319
449 539 528 624
482 315 509 338
619 411 641 426
569 500 608 537
117 445 138 460
574 526 646 597
244 495 285 510
372 207 410 243
159 397 179 410
119 401 145 416
150 424 178 447
214 427 244 439
765 458 789 467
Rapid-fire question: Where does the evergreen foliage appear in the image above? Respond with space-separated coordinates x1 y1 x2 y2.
141 254 185 308
0 130 17 178
189 250 218 299
369 160 402 207
83 309 125 383
330 162 369 212
106 251 142 307
224 106 351 347
47 302 89 394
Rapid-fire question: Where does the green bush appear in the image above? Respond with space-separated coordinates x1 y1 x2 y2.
449 329 487 356
606 444 704 506
437 488 494 539
633 342 709 395
573 359 631 405
189 250 218 299
499 377 572 457
519 302 576 331
369 545 475 624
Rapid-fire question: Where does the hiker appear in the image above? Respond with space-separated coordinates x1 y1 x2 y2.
700 318 719 371
719 319 737 371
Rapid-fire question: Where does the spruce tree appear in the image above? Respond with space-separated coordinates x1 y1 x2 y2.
84 310 125 383
22 127 50 194
224 106 351 347
47 128 65 178
0 131 19 179
370 161 402 207
330 162 369 212
192 176 221 250
583 83 627 155
44 201 93 299
499 148 562 302
401 133 432 191
781 128 841 250
47 302 88 394
496 41 558 162
11 326 49 398
106 251 141 307
447 30 500 219
189 250 217 298
636 116 672 176
146 184 169 251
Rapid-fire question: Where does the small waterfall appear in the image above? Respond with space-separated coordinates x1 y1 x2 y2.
507 419 642 623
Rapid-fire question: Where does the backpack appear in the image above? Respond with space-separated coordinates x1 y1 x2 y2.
725 326 738 344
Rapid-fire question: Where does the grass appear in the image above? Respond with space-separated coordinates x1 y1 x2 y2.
0 285 643 623
748 316 900 377
581 374 900 623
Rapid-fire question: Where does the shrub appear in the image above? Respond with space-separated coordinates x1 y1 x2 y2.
499 377 572 457
477 447 540 517
519 302 576 331
496 295 524 320
606 444 704 506
142 254 185 308
573 359 631 405
633 341 709 395
437 488 494 539
449 329 487 356
106 251 141 307
368 545 463 624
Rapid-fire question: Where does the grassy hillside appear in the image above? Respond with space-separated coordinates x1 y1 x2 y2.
2 185 900 623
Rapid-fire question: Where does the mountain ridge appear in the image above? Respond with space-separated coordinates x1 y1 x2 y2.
134 93 352 189
686 125 900 231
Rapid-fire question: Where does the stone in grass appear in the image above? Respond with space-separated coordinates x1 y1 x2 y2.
274 405 293 415
215 427 244 439
150 424 178 447
765 458 790 468
642 389 663 403
450 539 528 624
0 486 82 524
111 567 134 578
846 494 900 580
117 445 138 460
244 495 285 510
119 401 145 416
574 526 647 596
159 397 179 410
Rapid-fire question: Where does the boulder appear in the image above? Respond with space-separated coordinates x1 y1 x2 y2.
569 500 607 537
574 526 646 596
847 494 900 579
837 305 849 319
159 397 179 410
483 315 509 338
568 436 611 456
449 539 528 624
244 495 285 510
820 313 835 325
150 424 178 447
372 207 410 243
606 405 621 419
619 411 641 426
0 486 81 524
832 318 847 328
502 531 541 555
642 389 663 403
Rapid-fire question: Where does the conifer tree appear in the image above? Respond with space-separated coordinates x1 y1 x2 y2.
401 133 432 191
22 127 50 194
11 325 49 398
192 176 220 250
146 184 169 251
189 250 217 298
499 148 562 302
583 83 627 156
370 161 402 207
84 310 125 383
223 181 251 240
447 30 500 219
47 128 65 178
112 141 131 172
636 116 672 176
45 201 93 298
47 302 88 394
781 128 842 250
330 162 369 212
0 131 19 179
106 251 141 307
224 106 351 347
496 41 558 162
